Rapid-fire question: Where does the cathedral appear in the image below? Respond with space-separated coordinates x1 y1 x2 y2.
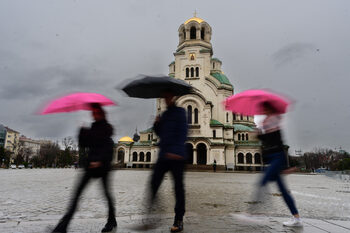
115 15 263 171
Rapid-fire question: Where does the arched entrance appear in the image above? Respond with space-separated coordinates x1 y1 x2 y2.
117 149 125 164
197 143 207 165
186 143 193 164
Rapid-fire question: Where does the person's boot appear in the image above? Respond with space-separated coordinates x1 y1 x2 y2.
170 219 183 232
52 220 68 233
101 218 117 232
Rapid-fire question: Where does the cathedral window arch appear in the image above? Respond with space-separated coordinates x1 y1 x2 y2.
139 152 145 162
238 134 241 141
226 113 229 122
240 115 243 120
146 152 151 162
254 153 261 164
233 114 236 121
213 62 215 69
242 134 245 141
246 153 253 164
246 133 249 141
187 105 192 124
195 67 199 77
191 67 194 77
238 153 244 164
186 68 189 78
190 26 196 39
194 108 199 124
132 152 138 161
213 130 216 138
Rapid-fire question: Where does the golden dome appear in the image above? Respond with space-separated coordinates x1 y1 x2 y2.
184 16 204 25
119 136 134 142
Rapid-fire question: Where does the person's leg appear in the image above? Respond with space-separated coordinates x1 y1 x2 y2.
275 175 299 216
53 172 91 232
150 160 169 202
101 172 116 221
101 171 117 232
170 161 185 221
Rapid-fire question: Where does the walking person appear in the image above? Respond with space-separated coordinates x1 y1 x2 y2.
150 91 188 232
256 101 302 227
52 103 117 233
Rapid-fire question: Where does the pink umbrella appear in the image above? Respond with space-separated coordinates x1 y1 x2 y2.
40 92 116 115
224 89 290 116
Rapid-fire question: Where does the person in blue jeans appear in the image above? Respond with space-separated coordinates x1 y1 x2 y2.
257 101 302 227
151 91 188 232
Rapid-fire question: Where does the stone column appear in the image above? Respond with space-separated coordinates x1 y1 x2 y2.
185 29 190 40
193 149 197 165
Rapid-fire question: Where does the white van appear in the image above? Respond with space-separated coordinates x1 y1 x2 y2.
10 164 16 169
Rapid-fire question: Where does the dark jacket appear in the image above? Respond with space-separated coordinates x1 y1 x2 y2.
258 130 285 164
79 119 114 170
153 105 188 160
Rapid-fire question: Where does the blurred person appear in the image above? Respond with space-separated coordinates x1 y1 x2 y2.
213 159 217 172
52 103 117 233
255 101 302 227
150 91 188 232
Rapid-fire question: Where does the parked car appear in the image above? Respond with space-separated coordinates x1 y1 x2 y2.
28 164 33 169
18 164 25 169
10 164 16 169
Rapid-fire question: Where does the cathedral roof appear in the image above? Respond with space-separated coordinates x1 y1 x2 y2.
210 119 223 126
233 124 255 132
210 72 232 86
140 127 153 134
118 136 134 142
184 16 205 25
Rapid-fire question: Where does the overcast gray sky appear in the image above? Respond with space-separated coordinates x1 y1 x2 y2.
1 0 349 154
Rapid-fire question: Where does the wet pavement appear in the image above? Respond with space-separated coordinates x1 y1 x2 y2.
1 169 349 232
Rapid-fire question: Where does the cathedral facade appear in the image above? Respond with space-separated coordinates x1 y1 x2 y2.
115 16 263 171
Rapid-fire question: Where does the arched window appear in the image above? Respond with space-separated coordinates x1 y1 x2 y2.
194 108 198 124
183 29 186 40
238 134 241 141
213 130 216 138
254 153 261 164
146 152 151 162
213 63 215 69
190 26 196 39
187 105 192 124
201 27 205 40
186 68 189 77
148 134 151 140
191 67 194 77
246 116 249 121
139 152 144 162
233 114 236 120
195 67 199 77
226 113 229 122
132 152 137 161
246 153 252 164
242 134 245 141
240 115 243 120
246 133 249 141
238 153 244 163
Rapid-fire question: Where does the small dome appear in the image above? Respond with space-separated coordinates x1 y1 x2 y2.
184 16 204 25
119 136 134 142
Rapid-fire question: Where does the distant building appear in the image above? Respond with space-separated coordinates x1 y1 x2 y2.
19 136 41 159
115 15 263 171
4 127 20 154
0 125 6 148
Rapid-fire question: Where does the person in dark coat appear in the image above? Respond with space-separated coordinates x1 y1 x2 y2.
52 103 117 233
150 91 188 232
213 159 217 172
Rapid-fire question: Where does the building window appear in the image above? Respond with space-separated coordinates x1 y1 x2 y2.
246 153 252 164
195 67 199 77
190 26 196 39
226 113 229 122
242 134 245 141
233 114 236 120
187 105 192 124
246 133 249 141
146 152 151 162
213 130 216 138
191 67 194 77
213 63 215 69
194 108 199 124
148 134 151 140
186 68 189 77
254 153 261 164
238 134 241 140
240 115 243 120
238 153 244 163
139 152 145 162
132 152 138 161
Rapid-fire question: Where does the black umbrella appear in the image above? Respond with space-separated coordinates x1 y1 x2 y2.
120 75 194 98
